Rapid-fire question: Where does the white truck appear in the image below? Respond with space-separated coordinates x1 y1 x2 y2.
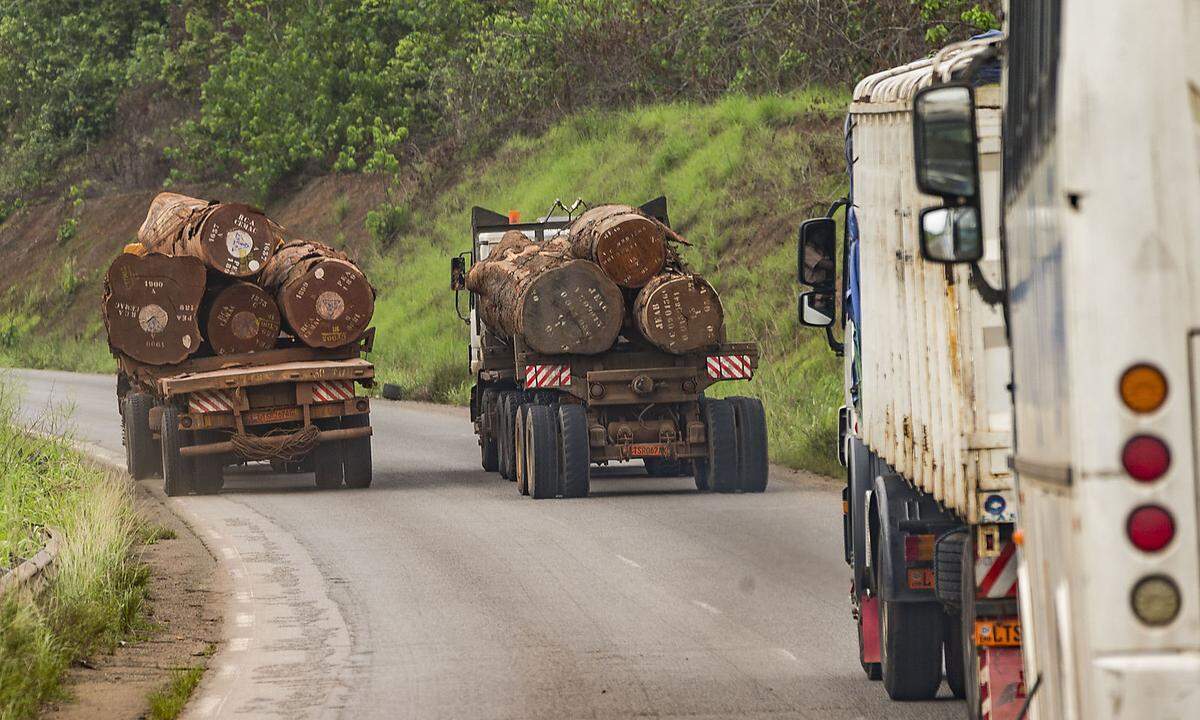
797 34 1026 719
903 2 1200 719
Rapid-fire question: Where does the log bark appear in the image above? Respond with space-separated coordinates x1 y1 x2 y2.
632 273 725 354
138 192 279 278
201 281 281 355
103 253 207 365
258 240 375 348
466 230 624 355
566 204 666 288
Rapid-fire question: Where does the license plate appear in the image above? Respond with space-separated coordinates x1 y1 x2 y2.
245 407 299 425
628 443 668 457
907 568 934 590
975 618 1022 647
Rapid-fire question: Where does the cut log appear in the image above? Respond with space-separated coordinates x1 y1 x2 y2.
138 192 279 278
567 204 666 288
466 230 624 355
202 281 281 355
104 253 207 365
259 240 375 348
632 273 725 354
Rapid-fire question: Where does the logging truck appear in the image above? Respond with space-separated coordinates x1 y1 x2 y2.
450 198 770 498
117 334 376 496
797 34 1025 716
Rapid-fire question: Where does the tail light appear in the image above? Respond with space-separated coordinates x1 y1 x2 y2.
1131 575 1182 626
1122 435 1171 482
1127 505 1175 552
904 534 935 563
1120 363 1168 413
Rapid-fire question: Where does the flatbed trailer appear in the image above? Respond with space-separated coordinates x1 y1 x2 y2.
452 200 770 497
117 333 376 495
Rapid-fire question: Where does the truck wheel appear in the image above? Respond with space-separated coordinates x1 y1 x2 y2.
123 393 160 480
160 405 194 497
558 404 590 498
527 405 559 499
960 534 982 719
479 389 500 472
342 413 373 488
514 404 530 495
699 399 738 493
499 392 520 481
192 432 225 496
945 611 967 699
644 457 683 477
730 396 768 492
879 597 945 701
313 419 344 489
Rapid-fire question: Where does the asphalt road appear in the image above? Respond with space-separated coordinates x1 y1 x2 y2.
11 368 962 720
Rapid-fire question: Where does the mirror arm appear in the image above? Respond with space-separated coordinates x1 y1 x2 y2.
969 262 1006 307
825 325 844 356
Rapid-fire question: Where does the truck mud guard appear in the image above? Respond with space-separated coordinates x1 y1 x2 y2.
870 473 960 603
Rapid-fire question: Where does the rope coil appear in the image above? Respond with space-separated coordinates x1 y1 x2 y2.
229 425 321 461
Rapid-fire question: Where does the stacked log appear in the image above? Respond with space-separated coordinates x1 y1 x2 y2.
258 240 375 349
138 192 278 277
103 253 207 365
466 230 624 355
103 194 376 366
632 273 725 353
566 205 666 288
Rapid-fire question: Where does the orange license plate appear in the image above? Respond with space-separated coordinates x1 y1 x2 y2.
907 568 934 590
628 443 668 457
975 618 1022 647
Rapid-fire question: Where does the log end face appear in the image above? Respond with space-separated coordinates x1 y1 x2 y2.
592 214 666 288
200 204 278 278
634 274 726 355
103 253 207 365
205 282 281 355
520 260 624 355
279 259 375 348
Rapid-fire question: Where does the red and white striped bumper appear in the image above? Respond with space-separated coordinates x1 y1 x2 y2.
311 380 355 403
706 354 753 380
524 364 571 390
188 390 234 414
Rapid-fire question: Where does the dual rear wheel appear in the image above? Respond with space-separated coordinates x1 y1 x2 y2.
521 403 591 500
693 397 769 493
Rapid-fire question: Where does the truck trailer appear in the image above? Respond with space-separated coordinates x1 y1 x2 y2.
451 199 768 498
797 34 1025 718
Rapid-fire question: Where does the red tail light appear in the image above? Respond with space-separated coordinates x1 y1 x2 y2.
1127 505 1175 552
904 534 935 563
1122 435 1171 482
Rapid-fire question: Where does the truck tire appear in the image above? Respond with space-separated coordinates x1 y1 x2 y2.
313 419 344 489
730 396 768 492
192 432 225 495
526 405 559 499
878 596 945 701
945 611 967 699
558 404 590 498
960 533 982 719
644 457 684 477
479 389 500 472
499 392 520 481
160 405 194 497
698 399 738 493
123 393 160 480
514 404 530 495
342 413 373 488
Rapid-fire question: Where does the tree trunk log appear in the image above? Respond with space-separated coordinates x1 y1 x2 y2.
201 281 281 355
632 273 725 354
103 253 207 365
258 240 375 348
466 230 624 355
566 204 666 288
138 192 279 278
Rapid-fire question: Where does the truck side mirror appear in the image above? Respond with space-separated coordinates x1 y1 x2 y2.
798 290 835 328
913 83 981 200
920 205 983 263
798 218 837 288
450 256 466 291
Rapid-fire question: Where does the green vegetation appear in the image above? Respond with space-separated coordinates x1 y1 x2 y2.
368 91 847 474
147 662 209 720
0 389 148 720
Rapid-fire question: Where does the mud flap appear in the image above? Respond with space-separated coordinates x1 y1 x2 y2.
860 594 881 664
980 647 1025 720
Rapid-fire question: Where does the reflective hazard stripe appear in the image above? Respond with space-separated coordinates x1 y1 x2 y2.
312 380 355 403
706 355 753 380
976 541 1019 598
524 365 570 389
188 390 233 414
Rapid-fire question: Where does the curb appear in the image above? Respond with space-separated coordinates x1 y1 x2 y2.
0 526 64 599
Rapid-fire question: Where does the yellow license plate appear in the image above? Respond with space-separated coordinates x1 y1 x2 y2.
975 618 1022 647
628 443 668 457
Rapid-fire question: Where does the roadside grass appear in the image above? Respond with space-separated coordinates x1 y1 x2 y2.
366 90 848 475
0 388 147 720
147 660 209 720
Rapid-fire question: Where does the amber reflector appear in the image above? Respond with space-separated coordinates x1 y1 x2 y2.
1120 364 1168 413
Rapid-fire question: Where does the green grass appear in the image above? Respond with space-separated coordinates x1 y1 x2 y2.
365 90 849 474
147 662 209 720
0 386 148 720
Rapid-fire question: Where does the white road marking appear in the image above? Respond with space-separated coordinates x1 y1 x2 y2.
234 591 250 603
616 554 642 569
777 648 799 662
221 547 237 559
692 599 722 615
193 697 221 717
235 613 254 627
228 637 250 652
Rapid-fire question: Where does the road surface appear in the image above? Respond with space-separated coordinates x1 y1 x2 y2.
11 368 962 720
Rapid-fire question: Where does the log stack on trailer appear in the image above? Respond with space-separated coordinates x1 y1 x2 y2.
106 192 378 497
455 198 764 501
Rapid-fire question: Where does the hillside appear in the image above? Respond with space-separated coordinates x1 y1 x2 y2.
0 91 847 474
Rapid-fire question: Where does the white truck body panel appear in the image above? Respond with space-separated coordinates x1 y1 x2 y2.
1004 1 1200 717
849 38 1014 524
